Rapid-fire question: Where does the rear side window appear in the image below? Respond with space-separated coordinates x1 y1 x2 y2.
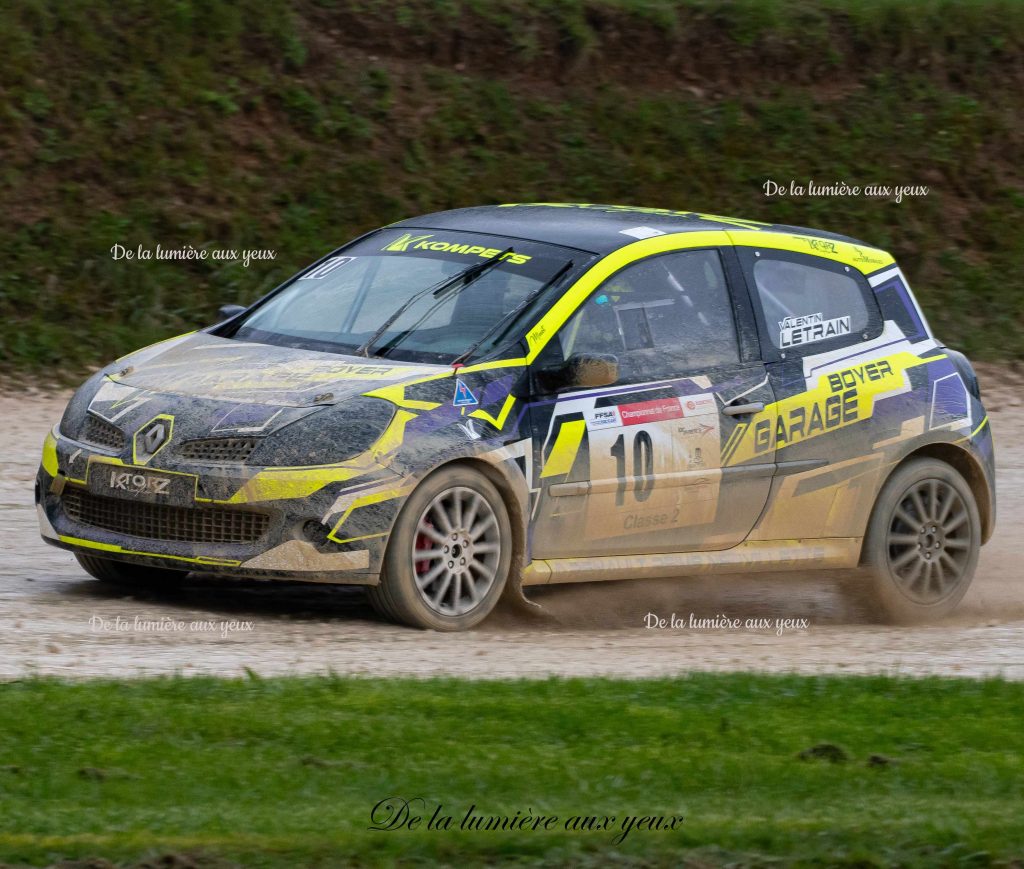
753 257 870 351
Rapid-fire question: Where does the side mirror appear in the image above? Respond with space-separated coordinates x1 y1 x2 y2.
218 303 246 321
536 353 619 393
569 353 619 388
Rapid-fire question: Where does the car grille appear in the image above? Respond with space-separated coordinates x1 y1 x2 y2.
178 437 260 464
62 488 269 544
82 415 126 451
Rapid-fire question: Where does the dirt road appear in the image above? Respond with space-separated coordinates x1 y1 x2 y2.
2 366 1021 680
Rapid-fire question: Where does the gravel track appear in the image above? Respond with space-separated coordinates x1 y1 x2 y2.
2 366 1021 680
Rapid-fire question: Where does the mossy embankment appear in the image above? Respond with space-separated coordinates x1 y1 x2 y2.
2 0 1022 374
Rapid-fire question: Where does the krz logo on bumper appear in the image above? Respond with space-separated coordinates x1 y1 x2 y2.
108 471 170 495
382 233 531 264
779 312 851 348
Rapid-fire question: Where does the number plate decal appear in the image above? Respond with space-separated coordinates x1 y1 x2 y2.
87 465 196 506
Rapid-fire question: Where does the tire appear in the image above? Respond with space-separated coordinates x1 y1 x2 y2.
367 465 513 631
858 458 981 623
75 553 189 589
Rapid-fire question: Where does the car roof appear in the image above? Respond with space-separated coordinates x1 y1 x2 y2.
388 203 879 257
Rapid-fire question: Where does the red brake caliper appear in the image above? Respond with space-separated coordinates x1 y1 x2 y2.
414 519 434 578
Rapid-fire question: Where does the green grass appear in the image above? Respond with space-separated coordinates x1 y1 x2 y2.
1 674 1023 866
1 0 1023 375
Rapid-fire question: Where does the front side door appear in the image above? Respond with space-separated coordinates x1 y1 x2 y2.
527 248 776 560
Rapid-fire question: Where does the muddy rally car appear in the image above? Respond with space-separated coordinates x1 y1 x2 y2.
38 204 995 629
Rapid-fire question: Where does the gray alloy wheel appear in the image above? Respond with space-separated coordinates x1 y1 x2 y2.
884 478 972 604
859 457 980 623
411 486 502 616
368 465 513 631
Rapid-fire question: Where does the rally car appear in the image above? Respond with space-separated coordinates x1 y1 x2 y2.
37 204 995 629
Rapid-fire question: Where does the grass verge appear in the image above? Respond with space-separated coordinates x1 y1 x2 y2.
1 674 1022 866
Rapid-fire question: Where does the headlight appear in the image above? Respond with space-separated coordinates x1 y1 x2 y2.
247 397 396 467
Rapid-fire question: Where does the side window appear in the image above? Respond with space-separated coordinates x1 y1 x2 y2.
751 255 872 352
551 249 740 384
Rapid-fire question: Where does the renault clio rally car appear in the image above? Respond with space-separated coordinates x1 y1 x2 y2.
38 204 995 630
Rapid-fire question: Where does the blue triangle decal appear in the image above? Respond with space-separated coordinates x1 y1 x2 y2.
452 379 479 407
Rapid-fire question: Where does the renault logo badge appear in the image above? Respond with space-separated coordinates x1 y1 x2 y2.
133 415 174 464
143 422 167 453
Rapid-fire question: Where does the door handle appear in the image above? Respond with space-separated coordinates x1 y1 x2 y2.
723 402 765 416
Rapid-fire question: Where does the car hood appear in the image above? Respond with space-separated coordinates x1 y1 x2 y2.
108 332 447 407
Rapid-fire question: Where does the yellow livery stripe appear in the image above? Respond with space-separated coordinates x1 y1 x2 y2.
59 535 241 567
327 487 408 543
42 429 59 476
726 230 894 274
469 395 517 430
540 419 587 479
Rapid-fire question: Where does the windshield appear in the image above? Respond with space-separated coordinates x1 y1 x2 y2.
227 228 589 364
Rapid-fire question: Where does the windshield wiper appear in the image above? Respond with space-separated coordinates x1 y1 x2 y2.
355 248 513 358
450 258 575 367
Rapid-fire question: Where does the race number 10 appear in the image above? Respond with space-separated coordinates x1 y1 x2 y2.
610 430 654 506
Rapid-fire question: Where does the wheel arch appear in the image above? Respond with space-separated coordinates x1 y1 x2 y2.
904 443 993 543
861 441 994 564
389 454 530 582
383 454 532 614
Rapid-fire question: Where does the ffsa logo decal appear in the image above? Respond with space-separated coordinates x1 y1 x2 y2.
133 415 174 464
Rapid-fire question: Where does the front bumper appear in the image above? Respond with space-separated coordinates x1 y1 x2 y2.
37 430 408 583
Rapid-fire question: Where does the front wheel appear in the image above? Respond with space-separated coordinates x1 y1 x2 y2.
368 466 513 630
858 458 981 623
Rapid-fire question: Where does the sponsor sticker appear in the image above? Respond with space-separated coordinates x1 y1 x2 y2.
304 256 356 279
322 363 413 379
383 233 434 252
680 393 716 416
107 470 171 495
585 406 621 429
618 226 666 240
806 238 838 254
618 397 683 426
778 312 851 348
89 463 195 506
382 233 532 264
677 421 716 436
852 246 888 266
452 379 479 407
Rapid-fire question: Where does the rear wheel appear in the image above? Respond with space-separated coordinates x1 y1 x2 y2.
368 466 512 630
858 458 980 623
75 553 189 589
